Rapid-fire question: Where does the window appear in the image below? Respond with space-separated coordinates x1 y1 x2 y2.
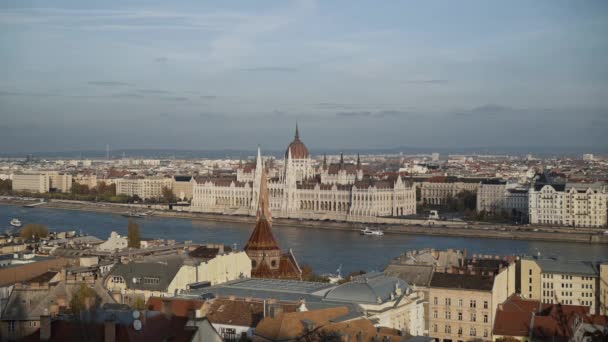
445 325 451 334
529 269 532 275
8 321 16 332
271 260 277 267
470 300 476 308
220 327 237 340
433 324 437 333
433 310 437 319
445 298 451 306
484 329 489 338
252 260 257 268
434 297 438 305
458 312 462 321
458 327 463 336
112 276 124 284
470 313 476 322
483 301 488 309
143 277 160 285
445 311 451 319
470 327 476 337
484 314 488 323
458 299 463 307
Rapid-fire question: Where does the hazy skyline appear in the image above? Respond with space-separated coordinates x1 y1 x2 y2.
1 0 607 153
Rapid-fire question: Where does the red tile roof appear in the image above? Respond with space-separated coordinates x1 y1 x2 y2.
493 294 608 339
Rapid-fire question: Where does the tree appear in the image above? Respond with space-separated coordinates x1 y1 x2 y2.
20 223 49 239
300 264 329 283
0 179 12 194
71 182 91 195
127 219 141 248
161 186 175 204
70 283 97 314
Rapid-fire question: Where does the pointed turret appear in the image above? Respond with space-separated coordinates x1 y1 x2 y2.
295 122 300 140
256 146 262 170
339 153 344 170
356 153 361 169
323 154 327 170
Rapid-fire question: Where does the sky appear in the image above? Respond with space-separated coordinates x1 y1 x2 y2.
1 0 607 154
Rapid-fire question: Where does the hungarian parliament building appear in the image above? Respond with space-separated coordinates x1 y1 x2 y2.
190 125 417 221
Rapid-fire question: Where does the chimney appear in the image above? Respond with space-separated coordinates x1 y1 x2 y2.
161 299 172 317
40 313 51 340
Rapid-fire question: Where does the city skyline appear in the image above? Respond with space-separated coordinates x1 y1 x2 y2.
1 0 608 153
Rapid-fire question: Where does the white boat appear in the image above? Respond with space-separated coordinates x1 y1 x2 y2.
360 227 384 236
10 218 22 227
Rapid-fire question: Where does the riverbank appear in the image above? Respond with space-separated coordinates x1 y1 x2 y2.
2 197 607 244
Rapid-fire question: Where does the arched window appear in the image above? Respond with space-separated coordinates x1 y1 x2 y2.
271 260 277 267
252 260 257 268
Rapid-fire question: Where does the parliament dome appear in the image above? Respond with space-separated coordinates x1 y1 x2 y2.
285 124 309 159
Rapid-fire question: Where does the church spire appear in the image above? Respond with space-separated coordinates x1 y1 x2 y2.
255 168 271 223
339 153 344 170
294 122 300 140
356 153 361 169
323 154 327 170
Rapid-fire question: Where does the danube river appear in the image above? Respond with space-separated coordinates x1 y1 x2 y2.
2 205 606 274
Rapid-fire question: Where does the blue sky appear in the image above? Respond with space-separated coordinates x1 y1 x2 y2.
1 0 607 153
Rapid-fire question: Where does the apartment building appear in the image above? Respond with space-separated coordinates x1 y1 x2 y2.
11 173 50 193
105 248 251 304
48 172 72 193
172 175 194 200
476 179 506 213
114 176 172 200
418 177 481 206
528 182 607 227
519 257 604 314
428 263 516 342
73 173 98 189
601 263 608 316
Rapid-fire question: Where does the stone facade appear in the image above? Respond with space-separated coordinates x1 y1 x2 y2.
476 179 506 213
529 182 608 227
191 127 416 221
419 177 479 206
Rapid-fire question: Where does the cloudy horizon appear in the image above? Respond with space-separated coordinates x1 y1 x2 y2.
1 1 607 153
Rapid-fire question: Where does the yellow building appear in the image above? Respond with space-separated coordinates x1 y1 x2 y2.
105 248 251 305
519 257 601 313
428 263 516 342
600 263 608 316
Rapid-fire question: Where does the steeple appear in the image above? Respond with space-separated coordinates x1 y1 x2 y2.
339 153 344 170
295 122 300 140
356 153 361 169
256 168 272 223
323 154 327 170
256 146 262 170
246 168 277 251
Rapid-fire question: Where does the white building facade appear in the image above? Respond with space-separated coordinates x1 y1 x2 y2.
529 183 607 227
191 126 416 221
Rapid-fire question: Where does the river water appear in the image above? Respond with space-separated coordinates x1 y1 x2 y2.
1 205 606 274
